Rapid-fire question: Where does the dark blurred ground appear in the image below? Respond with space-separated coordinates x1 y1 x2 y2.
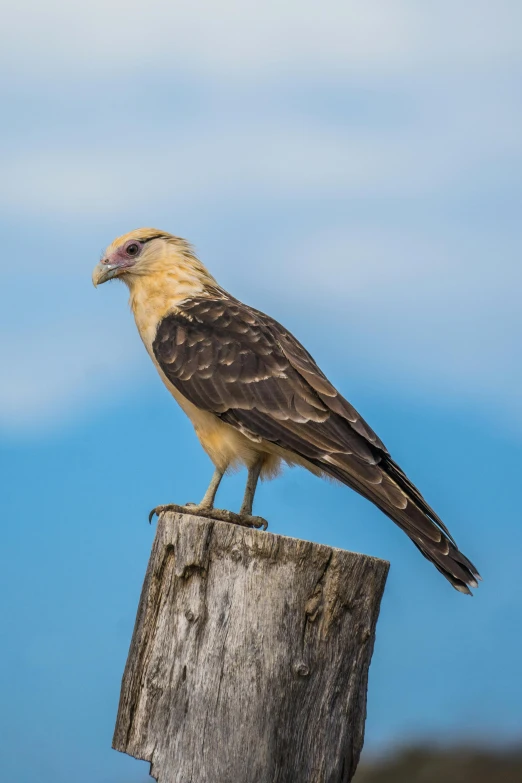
137 745 522 782
354 746 522 783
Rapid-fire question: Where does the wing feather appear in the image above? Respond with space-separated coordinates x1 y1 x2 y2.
153 294 479 593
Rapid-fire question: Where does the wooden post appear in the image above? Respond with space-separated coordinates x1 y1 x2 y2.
113 511 389 783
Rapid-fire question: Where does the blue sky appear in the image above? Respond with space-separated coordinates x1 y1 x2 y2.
1 2 521 781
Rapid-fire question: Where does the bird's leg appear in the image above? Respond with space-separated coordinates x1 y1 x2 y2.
240 460 262 516
236 458 268 528
187 468 224 511
149 468 224 522
149 463 268 530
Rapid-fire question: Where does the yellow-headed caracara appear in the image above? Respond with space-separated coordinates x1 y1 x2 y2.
93 228 480 594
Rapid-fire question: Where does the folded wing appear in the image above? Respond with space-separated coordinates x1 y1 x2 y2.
153 295 480 593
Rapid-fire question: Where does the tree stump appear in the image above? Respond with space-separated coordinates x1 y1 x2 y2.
113 511 389 783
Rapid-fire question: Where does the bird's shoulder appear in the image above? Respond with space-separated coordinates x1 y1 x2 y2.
155 294 276 341
152 294 285 377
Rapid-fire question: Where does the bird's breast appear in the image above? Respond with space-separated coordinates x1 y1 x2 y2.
129 290 265 472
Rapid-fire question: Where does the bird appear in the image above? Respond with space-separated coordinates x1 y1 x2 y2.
92 227 480 594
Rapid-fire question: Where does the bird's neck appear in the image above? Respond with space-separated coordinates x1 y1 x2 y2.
126 261 218 351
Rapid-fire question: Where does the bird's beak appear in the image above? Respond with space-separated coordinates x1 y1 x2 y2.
92 260 122 287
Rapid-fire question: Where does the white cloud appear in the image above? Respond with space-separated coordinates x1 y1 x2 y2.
3 1 521 83
2 1 520 222
2 80 520 219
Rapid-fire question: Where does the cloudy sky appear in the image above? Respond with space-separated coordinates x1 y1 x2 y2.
1 2 521 782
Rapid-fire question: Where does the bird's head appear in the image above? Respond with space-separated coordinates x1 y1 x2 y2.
92 228 213 291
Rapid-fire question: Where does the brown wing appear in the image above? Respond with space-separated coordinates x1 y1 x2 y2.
153 295 480 593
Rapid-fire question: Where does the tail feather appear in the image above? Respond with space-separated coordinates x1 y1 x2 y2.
384 456 457 545
316 455 481 594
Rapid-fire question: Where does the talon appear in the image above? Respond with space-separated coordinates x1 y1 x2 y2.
234 513 269 530
245 515 268 530
149 506 160 524
148 503 183 524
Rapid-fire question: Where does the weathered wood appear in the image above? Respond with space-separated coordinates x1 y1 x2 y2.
113 511 389 783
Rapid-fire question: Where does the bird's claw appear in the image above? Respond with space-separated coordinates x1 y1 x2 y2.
149 504 163 524
148 504 268 530
237 514 269 530
149 503 188 525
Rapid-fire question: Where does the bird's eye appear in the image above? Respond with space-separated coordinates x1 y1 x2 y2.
126 243 140 257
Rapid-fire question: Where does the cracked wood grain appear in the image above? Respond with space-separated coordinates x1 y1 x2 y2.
113 511 389 783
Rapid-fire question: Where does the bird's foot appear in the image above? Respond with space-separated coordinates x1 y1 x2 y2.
149 503 268 530
148 502 202 523
233 513 269 530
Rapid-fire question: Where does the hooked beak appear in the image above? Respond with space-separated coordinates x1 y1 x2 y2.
92 260 123 287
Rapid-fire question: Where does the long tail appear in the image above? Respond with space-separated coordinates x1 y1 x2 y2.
318 455 481 594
